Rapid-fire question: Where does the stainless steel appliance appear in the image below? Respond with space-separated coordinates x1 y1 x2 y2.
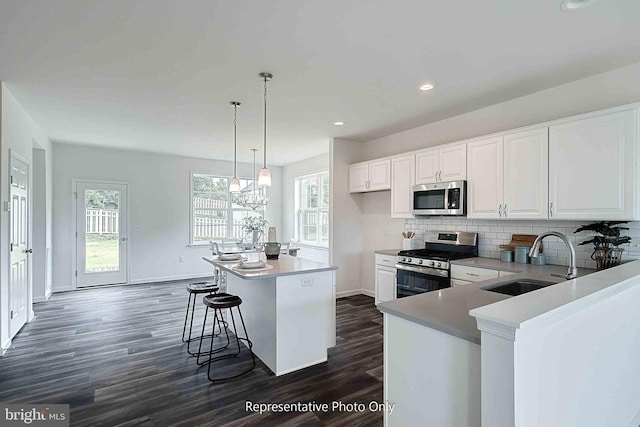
412 180 466 216
395 231 478 298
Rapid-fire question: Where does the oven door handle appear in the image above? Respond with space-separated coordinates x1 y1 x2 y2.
395 264 449 278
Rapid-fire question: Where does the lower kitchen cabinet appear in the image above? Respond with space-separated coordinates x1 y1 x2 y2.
375 253 397 304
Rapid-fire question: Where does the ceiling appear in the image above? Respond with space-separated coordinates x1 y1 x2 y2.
1 0 640 166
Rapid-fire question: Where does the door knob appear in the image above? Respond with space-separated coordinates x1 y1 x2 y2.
120 237 127 242
24 248 33 254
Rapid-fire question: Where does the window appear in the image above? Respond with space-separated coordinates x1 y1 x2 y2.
296 171 329 247
191 173 264 245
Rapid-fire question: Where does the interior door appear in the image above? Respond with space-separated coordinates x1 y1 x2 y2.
76 181 128 287
10 156 30 337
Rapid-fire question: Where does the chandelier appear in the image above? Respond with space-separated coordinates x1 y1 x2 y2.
234 148 268 210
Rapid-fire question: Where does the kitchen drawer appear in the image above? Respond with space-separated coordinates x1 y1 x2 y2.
451 265 499 282
451 278 473 287
375 253 398 268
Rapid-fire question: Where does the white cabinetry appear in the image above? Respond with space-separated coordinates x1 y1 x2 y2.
391 154 415 218
451 265 516 286
415 144 466 184
467 137 504 218
349 159 391 193
375 253 397 304
549 110 637 220
503 128 549 219
451 265 500 283
467 127 548 219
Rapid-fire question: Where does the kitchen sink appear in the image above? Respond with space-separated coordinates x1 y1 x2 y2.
482 279 555 296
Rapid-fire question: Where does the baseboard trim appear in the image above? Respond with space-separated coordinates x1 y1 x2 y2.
33 289 53 303
128 273 213 285
1 338 11 356
336 289 375 299
52 285 74 293
360 289 375 298
52 274 213 293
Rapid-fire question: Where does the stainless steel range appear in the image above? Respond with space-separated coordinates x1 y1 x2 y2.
395 231 478 298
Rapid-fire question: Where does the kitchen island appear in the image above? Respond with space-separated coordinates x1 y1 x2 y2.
202 255 337 376
377 259 595 427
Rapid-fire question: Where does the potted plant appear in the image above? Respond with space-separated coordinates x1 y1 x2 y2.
574 221 631 270
242 215 268 244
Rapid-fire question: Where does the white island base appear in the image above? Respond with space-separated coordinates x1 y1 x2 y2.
203 255 337 377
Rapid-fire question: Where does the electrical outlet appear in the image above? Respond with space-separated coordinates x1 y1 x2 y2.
301 277 313 287
178 256 184 263
383 228 388 237
134 225 143 232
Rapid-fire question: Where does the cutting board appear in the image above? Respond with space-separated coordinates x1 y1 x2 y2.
499 234 543 252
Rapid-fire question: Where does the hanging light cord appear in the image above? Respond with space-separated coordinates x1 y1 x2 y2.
263 75 268 168
252 148 258 197
233 103 238 177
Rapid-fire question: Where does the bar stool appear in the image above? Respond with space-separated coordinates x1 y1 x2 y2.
182 281 219 356
196 293 255 382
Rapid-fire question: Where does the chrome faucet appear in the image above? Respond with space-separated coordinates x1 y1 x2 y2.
529 231 577 280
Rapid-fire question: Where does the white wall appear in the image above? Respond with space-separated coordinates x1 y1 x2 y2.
52 142 282 291
281 152 329 242
347 62 640 294
360 192 405 294
330 138 364 296
514 277 640 426
1 83 53 351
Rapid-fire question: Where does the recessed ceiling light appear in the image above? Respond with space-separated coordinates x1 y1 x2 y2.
420 83 435 91
560 0 596 11
334 121 345 126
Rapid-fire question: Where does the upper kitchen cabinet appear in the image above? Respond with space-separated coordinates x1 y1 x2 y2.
549 109 637 220
349 159 391 193
391 154 415 218
503 127 549 219
467 127 548 219
415 143 466 184
467 136 504 218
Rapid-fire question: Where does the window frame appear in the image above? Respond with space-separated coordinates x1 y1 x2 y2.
189 172 264 246
295 170 329 248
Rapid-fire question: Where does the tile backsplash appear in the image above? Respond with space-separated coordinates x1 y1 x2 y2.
405 218 640 269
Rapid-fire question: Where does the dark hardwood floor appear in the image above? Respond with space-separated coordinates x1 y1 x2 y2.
0 281 383 426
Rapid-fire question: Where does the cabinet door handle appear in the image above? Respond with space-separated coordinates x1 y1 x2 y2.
438 170 442 181
466 272 480 277
498 204 503 217
503 204 508 217
549 202 553 217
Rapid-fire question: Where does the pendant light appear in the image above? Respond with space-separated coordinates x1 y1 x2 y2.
257 72 273 187
237 148 268 210
229 101 242 193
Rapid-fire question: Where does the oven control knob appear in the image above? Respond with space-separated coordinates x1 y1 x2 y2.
429 261 435 267
437 262 442 268
406 258 412 263
418 259 423 265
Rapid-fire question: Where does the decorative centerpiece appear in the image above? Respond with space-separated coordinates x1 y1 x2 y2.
574 221 631 270
242 215 268 245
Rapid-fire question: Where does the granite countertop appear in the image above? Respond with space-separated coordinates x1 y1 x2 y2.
374 249 401 256
202 254 337 280
377 257 596 344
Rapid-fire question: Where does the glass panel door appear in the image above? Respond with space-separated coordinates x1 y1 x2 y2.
76 182 128 287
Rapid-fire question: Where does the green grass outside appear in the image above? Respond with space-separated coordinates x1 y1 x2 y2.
85 234 119 272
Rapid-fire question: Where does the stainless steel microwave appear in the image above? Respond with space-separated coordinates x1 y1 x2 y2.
412 180 466 216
